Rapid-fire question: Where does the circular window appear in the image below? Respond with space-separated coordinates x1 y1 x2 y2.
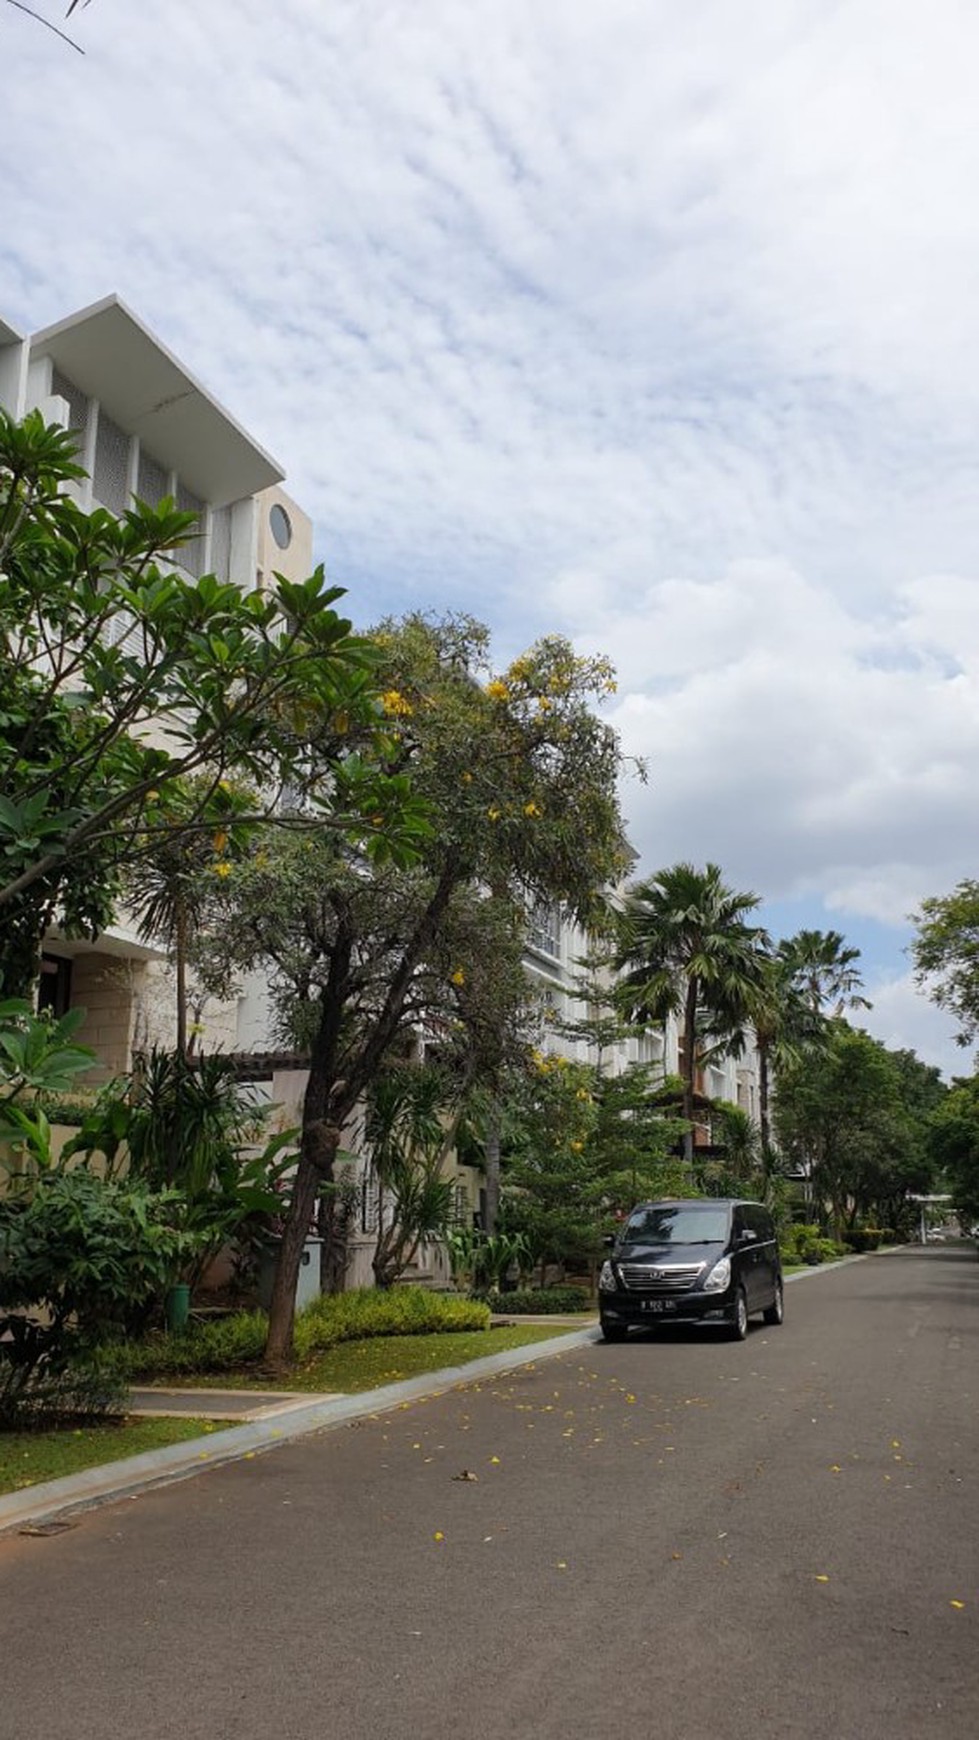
269 502 292 550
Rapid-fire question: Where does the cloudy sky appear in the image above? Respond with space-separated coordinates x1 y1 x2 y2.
4 0 978 1073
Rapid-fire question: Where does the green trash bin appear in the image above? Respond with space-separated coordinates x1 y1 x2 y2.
165 1283 191 1332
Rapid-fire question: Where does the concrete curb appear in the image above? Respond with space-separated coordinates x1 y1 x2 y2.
0 1326 597 1537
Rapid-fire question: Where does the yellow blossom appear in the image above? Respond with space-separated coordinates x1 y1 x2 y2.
213 861 232 878
523 801 541 817
461 771 473 784
212 830 229 853
381 689 413 717
486 679 509 702
451 968 466 987
570 1140 584 1153
487 807 501 821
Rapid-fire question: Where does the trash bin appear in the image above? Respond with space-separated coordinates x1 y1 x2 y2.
165 1283 191 1332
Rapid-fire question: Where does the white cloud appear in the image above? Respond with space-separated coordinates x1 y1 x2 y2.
860 971 970 1081
4 0 979 1025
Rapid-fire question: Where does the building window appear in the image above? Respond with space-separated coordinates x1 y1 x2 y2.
269 502 292 550
527 902 561 960
37 953 72 1020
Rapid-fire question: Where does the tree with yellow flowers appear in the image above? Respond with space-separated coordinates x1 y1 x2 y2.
202 613 629 1364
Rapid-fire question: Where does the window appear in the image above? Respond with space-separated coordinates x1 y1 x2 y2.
37 953 72 1020
269 502 292 550
527 902 561 959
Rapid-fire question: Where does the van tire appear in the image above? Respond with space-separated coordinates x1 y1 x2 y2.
729 1287 749 1341
600 1322 628 1343
763 1278 784 1326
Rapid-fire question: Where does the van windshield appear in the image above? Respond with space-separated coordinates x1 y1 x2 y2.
620 1205 729 1245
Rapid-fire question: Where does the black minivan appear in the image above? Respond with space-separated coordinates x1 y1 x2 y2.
598 1198 783 1342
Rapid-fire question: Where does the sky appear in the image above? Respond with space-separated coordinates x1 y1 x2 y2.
3 0 978 1075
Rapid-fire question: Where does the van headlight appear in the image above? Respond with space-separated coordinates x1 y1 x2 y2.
703 1256 731 1292
599 1260 617 1292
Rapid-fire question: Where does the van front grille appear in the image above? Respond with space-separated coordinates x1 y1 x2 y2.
618 1262 705 1293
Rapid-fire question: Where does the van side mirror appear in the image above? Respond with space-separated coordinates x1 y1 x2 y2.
738 1228 757 1244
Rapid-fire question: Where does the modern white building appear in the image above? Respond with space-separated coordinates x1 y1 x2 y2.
1 295 313 1077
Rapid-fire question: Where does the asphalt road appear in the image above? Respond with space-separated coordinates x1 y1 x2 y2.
2 1246 977 1740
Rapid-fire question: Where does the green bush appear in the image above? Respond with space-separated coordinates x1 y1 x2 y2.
115 1288 492 1379
0 1170 195 1425
475 1286 591 1315
779 1224 848 1265
846 1227 883 1253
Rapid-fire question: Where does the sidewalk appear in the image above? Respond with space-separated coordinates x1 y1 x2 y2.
0 1325 598 1537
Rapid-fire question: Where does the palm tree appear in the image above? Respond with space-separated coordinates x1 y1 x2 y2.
126 780 252 1058
615 863 770 1164
750 952 825 1161
779 929 870 1020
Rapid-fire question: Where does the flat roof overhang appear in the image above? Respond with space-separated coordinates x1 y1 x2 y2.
30 296 283 507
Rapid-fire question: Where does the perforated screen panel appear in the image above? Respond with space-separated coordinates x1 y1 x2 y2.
50 367 89 455
92 411 131 515
175 480 205 577
137 449 169 508
209 504 231 581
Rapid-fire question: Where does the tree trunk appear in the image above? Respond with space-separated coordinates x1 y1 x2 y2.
758 1041 771 1159
264 1109 341 1367
175 902 188 1060
483 1102 501 1234
681 978 698 1166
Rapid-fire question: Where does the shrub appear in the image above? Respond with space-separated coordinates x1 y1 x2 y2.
779 1224 848 1265
115 1288 492 1380
846 1228 883 1253
474 1286 590 1315
0 1170 195 1425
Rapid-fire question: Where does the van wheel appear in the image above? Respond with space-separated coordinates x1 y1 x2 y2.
600 1322 628 1343
729 1287 749 1341
763 1278 784 1326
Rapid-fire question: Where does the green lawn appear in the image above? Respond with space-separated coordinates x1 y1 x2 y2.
0 1416 221 1496
180 1323 583 1395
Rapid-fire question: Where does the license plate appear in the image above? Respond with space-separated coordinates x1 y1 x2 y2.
640 1299 676 1313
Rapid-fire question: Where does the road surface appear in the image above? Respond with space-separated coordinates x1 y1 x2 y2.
2 1245 976 1738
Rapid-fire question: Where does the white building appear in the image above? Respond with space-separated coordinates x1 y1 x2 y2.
1 295 312 1077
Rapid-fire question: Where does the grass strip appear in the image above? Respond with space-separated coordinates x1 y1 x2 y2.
175 1323 582 1394
0 1416 224 1496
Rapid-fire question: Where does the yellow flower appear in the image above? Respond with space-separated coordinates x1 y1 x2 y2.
487 807 501 821
212 830 229 853
451 968 466 987
523 801 541 817
461 771 473 784
537 696 552 711
213 861 232 878
486 679 509 702
381 689 413 717
570 1140 584 1153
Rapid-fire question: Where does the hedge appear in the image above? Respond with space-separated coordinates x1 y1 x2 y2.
112 1287 491 1380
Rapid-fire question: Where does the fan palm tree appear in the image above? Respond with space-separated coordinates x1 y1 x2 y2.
126 781 253 1058
779 929 870 1020
615 863 770 1164
749 952 826 1161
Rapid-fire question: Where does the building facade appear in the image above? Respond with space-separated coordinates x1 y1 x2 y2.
1 295 312 1078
